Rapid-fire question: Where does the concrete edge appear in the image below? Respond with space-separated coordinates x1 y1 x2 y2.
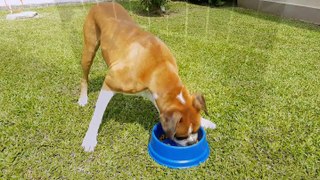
238 0 320 25
0 0 110 11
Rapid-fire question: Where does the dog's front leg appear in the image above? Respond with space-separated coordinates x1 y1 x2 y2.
201 117 216 129
82 88 114 152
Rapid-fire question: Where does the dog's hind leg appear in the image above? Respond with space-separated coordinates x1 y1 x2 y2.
82 83 114 152
78 19 100 106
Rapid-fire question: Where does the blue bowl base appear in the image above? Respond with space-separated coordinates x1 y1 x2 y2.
148 143 210 169
148 123 210 169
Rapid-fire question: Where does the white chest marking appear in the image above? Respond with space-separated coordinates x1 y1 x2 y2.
133 90 159 113
177 92 186 104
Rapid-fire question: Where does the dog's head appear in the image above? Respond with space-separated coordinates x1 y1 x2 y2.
159 89 208 146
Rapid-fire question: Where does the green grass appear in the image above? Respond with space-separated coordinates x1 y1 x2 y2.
1 1 320 179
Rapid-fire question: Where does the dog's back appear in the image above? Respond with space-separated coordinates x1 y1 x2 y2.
86 2 135 29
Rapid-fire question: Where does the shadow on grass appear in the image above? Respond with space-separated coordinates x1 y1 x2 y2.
88 76 159 132
103 94 158 130
88 76 104 93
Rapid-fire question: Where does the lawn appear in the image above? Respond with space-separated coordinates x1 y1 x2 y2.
0 1 319 179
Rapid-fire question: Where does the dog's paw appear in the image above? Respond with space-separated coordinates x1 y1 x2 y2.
81 134 97 152
201 118 216 129
78 96 88 107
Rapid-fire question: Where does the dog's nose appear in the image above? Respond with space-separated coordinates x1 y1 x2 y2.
186 140 197 146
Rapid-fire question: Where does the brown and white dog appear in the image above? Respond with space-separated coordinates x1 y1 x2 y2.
79 2 216 152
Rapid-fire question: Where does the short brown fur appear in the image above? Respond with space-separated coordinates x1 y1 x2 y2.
80 2 207 139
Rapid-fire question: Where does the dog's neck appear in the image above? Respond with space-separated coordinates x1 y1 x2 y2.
148 70 188 113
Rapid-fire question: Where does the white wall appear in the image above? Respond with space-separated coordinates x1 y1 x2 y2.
265 0 320 8
0 0 105 7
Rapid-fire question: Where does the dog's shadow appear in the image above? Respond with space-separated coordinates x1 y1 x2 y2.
89 77 159 132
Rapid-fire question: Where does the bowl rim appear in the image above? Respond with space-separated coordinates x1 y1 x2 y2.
151 123 207 150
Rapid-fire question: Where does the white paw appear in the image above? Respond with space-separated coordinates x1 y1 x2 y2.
201 118 216 129
78 96 88 107
81 133 97 152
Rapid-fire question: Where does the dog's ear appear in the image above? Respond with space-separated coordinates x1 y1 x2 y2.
160 111 182 139
193 94 209 116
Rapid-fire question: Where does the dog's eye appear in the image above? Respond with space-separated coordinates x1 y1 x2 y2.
175 136 188 140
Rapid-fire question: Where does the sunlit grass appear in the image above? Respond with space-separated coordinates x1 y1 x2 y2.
0 1 319 179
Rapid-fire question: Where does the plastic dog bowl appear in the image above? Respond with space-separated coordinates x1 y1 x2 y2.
148 123 210 169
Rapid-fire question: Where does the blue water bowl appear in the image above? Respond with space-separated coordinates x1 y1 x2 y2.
148 123 210 169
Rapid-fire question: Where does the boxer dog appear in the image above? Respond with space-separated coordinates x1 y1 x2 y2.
79 2 216 152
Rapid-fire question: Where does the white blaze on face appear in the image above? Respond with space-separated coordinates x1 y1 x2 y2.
173 124 198 146
188 124 193 134
177 91 186 104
